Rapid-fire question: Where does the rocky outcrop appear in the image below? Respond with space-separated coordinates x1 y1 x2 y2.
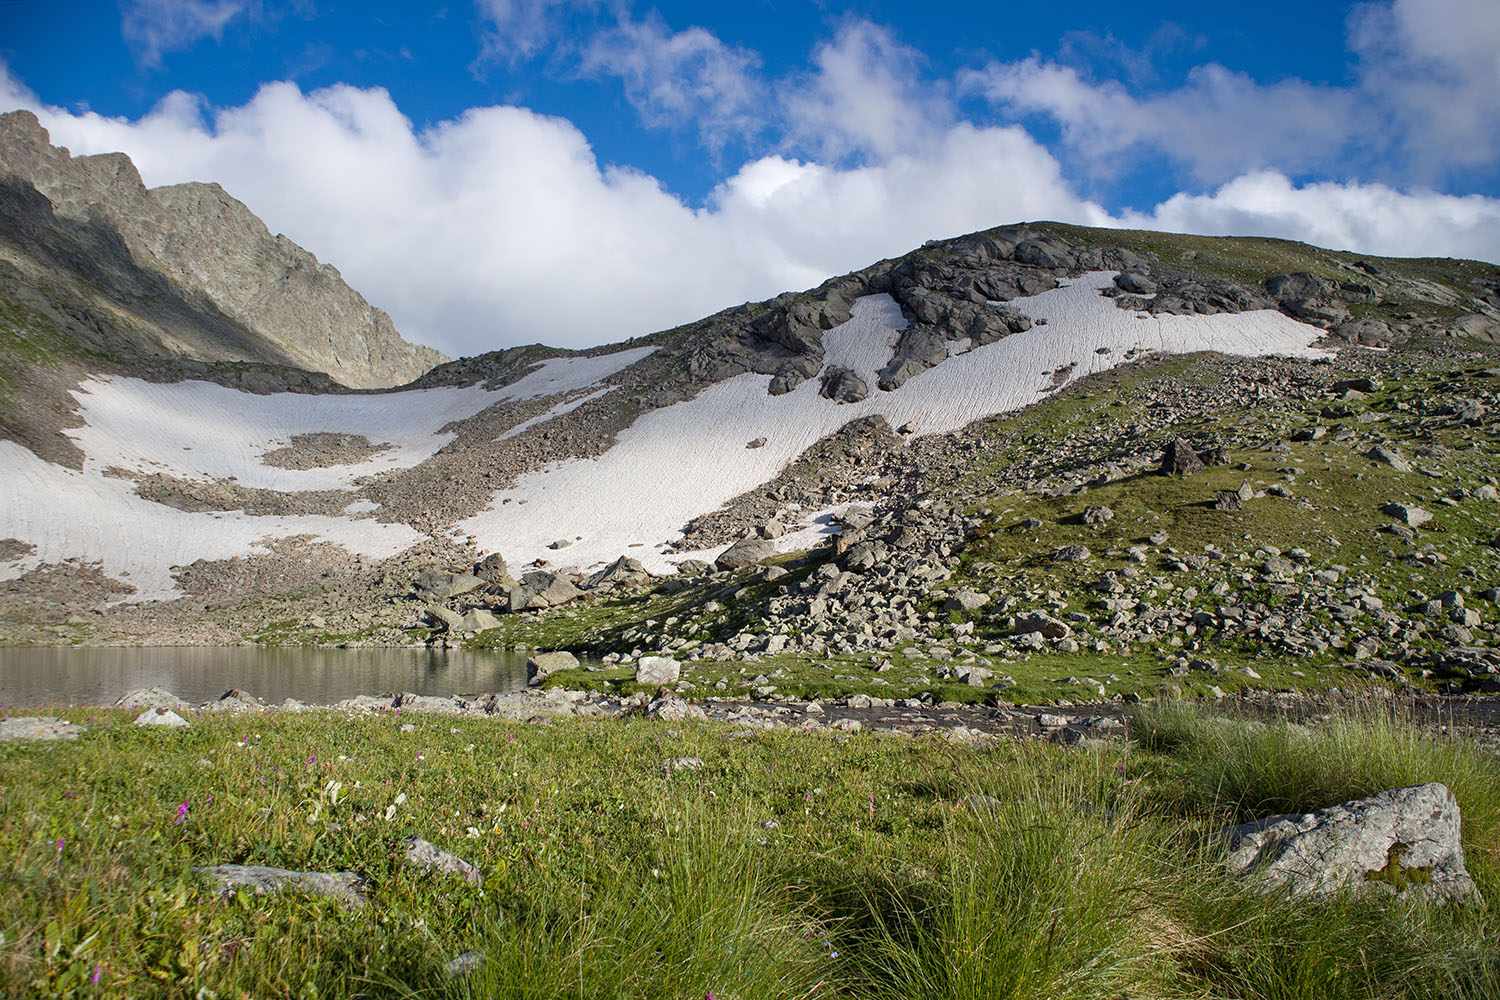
1224 783 1477 903
0 110 445 388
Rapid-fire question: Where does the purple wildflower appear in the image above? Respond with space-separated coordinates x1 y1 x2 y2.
175 800 190 825
90 964 101 985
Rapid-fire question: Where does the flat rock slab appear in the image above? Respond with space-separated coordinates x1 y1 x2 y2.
1224 782 1477 903
0 716 84 742
199 864 367 908
404 835 482 886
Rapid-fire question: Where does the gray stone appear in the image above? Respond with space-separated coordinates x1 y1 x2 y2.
716 536 776 571
508 572 584 612
636 656 682 687
1382 502 1432 528
1081 505 1114 524
943 589 990 612
199 864 367 908
404 835 483 886
1160 438 1206 476
527 651 579 686
1367 446 1413 473
585 556 652 591
1051 544 1091 563
819 366 869 403
1223 783 1476 903
1014 613 1071 640
114 687 189 711
0 716 84 742
134 707 190 728
1113 272 1156 295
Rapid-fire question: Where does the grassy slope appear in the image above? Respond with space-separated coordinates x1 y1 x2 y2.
450 354 1499 706
1 701 1496 997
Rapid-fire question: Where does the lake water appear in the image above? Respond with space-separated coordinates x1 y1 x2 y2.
0 646 532 708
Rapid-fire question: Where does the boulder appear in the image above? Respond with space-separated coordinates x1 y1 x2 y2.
1224 783 1477 903
114 687 189 711
426 605 464 631
508 572 583 612
198 864 367 909
585 556 652 591
716 537 776 571
0 716 84 742
472 552 513 585
404 835 482 886
1367 445 1413 473
1014 613 1071 640
527 651 579 686
1113 271 1157 295
1382 502 1433 528
1160 438 1206 476
134 707 190 728
457 608 501 632
636 656 682 687
944 590 990 612
673 559 715 577
203 689 264 712
819 366 869 403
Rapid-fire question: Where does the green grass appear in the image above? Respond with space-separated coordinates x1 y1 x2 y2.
1 701 1498 997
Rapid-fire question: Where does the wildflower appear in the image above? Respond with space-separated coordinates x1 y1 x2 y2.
1116 762 1126 776
55 837 64 853
306 754 317 766
90 964 101 985
175 799 190 825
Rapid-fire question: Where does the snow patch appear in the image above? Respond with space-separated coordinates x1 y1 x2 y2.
460 273 1330 572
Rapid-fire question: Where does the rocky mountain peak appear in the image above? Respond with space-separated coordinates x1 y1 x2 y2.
0 109 446 388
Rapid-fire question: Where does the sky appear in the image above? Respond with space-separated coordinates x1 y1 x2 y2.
1 1 1498 357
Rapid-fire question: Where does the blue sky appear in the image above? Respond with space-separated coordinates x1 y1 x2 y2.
1 1 1498 355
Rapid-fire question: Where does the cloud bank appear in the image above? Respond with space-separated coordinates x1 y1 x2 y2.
2 1 1498 357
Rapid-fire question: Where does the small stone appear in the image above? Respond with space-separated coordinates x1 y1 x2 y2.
1382 502 1432 528
404 835 483 886
636 656 681 686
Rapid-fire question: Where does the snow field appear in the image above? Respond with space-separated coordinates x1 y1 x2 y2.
460 273 1331 572
0 346 654 601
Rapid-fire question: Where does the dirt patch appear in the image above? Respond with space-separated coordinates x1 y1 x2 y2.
260 432 393 470
0 537 36 561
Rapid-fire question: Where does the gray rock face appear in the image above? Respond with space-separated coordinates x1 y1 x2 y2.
527 651 579 686
0 716 85 742
198 864 367 908
716 536 776 571
1224 783 1477 903
404 835 483 885
1113 271 1157 295
0 110 445 388
636 656 682 687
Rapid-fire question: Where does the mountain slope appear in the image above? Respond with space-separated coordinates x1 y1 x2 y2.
0 208 1497 706
0 110 446 389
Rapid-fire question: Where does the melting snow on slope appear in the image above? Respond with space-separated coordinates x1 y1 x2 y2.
0 346 654 601
460 273 1331 571
67 348 656 491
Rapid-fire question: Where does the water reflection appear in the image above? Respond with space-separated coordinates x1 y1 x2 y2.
0 646 531 707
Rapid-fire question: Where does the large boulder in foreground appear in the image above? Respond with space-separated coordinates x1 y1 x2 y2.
1224 782 1477 903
